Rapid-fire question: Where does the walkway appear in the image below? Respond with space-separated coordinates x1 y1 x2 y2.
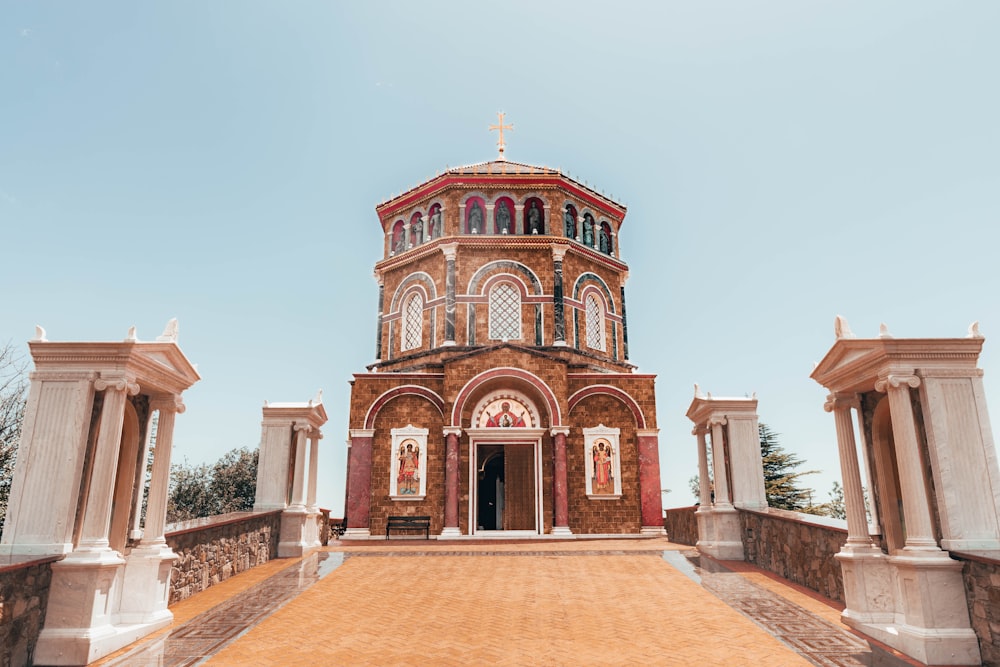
94 538 905 667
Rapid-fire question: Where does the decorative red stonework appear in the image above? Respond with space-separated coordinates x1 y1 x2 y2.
346 433 374 529
637 433 664 528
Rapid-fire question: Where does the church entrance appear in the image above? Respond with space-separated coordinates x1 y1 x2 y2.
471 440 540 534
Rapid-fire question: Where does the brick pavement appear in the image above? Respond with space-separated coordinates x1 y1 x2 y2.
206 539 811 666
97 538 889 667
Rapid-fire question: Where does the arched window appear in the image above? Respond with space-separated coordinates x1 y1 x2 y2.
585 293 605 351
409 212 424 247
427 203 442 239
489 282 521 340
582 213 596 247
391 220 405 255
563 204 577 239
525 197 545 235
402 292 423 351
599 222 612 254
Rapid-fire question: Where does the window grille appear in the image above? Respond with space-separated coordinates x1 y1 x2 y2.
489 283 521 340
586 294 605 351
403 293 423 350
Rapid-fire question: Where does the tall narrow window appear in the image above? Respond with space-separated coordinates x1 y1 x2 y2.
489 282 521 340
403 292 423 351
585 294 605 351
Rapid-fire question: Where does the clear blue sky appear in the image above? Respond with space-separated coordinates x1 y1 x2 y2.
3 2 999 514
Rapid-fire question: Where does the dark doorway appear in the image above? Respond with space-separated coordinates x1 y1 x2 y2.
477 448 504 530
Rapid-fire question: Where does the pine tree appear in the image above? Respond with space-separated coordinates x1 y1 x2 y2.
759 423 818 511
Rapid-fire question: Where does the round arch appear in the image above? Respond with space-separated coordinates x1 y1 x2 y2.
364 385 446 430
451 367 562 427
566 384 646 429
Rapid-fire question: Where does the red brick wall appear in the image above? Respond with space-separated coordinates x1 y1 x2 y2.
369 395 446 537
566 394 642 534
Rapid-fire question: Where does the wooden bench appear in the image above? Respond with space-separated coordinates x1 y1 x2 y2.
386 515 431 540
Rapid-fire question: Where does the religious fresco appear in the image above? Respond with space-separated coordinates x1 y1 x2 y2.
389 424 428 499
583 425 622 498
478 396 533 429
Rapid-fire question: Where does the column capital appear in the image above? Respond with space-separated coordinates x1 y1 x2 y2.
94 375 140 396
551 245 568 262
513 203 524 211
440 242 458 261
707 417 727 428
443 426 463 437
875 374 921 393
293 423 313 434
691 424 709 436
636 428 660 437
549 427 570 437
150 394 185 414
349 428 375 439
823 392 859 413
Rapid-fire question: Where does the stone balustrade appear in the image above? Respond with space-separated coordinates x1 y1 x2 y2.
739 508 847 603
165 510 283 604
662 506 698 546
952 550 1000 666
0 555 58 667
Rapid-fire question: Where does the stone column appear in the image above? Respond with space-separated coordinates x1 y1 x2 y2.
610 230 617 257
825 393 873 548
637 429 666 534
552 245 567 347
709 418 732 507
140 397 183 546
78 376 139 554
620 282 629 361
875 375 939 553
485 203 495 234
374 276 384 363
344 429 375 538
693 425 714 550
551 427 572 536
695 426 712 507
576 215 584 243
289 424 310 509
514 203 524 235
441 427 462 537
543 204 551 235
307 430 322 511
442 243 457 346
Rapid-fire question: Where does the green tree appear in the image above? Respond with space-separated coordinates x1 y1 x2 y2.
0 341 29 536
760 423 818 511
166 446 258 523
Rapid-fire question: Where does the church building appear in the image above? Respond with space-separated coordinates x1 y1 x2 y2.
343 129 664 538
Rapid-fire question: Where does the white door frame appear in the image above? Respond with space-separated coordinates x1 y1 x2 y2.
466 428 545 536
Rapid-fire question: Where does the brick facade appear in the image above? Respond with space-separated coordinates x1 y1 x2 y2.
345 160 662 538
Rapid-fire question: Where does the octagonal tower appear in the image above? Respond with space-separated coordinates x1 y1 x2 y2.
345 156 663 540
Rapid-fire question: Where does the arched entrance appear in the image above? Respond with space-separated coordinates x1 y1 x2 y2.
466 390 546 536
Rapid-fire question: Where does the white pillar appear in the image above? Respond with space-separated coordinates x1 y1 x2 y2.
695 426 712 506
876 375 939 553
140 396 183 546
709 418 731 507
290 424 310 508
825 393 873 549
307 430 321 511
78 376 138 553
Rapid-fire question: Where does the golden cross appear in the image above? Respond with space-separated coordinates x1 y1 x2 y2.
488 111 513 160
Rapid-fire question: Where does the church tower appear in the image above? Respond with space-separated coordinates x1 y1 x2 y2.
344 133 663 538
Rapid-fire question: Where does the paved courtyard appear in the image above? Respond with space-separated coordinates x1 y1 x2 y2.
95 538 904 667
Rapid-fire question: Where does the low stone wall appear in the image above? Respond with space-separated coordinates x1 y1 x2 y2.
739 508 846 603
953 550 1000 667
663 506 698 546
165 510 282 605
0 556 58 667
